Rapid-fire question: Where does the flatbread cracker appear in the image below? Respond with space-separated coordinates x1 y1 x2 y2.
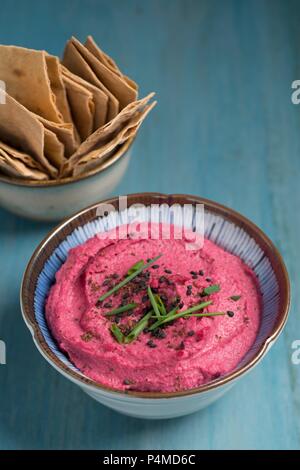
61 65 107 131
45 54 73 124
0 45 63 123
34 114 79 157
62 73 95 141
72 101 156 176
63 39 119 121
0 143 48 180
85 35 138 91
61 92 155 176
0 91 57 177
73 127 136 177
44 128 66 169
70 36 138 109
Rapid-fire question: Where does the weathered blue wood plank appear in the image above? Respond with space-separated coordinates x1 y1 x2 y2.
0 0 299 450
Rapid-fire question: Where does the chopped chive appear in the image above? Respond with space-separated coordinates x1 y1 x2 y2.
97 254 162 302
201 284 220 296
127 260 144 275
103 303 138 316
124 311 153 344
149 300 213 331
188 311 226 317
110 324 125 344
149 305 178 330
230 295 241 301
158 301 213 325
155 294 167 316
147 286 161 319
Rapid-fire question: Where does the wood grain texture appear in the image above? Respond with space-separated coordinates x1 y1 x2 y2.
0 0 299 450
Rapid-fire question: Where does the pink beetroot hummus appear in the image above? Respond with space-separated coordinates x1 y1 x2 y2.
45 223 261 393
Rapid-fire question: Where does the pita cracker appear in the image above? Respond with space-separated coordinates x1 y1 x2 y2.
44 128 66 169
0 91 57 177
61 65 107 131
34 114 79 157
0 45 63 122
63 40 118 121
73 129 135 177
62 73 94 141
0 140 46 171
72 101 156 176
84 35 138 92
45 54 73 124
0 146 48 181
85 36 123 76
70 37 137 109
62 92 154 175
0 153 48 180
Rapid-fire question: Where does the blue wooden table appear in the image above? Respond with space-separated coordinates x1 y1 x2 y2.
0 0 299 450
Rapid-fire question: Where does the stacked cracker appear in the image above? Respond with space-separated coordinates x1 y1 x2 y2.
0 36 156 181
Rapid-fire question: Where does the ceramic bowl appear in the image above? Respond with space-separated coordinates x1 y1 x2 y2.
0 138 133 221
20 193 290 419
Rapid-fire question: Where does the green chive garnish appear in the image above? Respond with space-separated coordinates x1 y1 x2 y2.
230 295 241 301
147 286 161 319
201 284 220 296
110 324 125 344
104 303 138 316
188 311 226 317
124 311 153 344
127 260 144 275
149 300 213 331
97 254 162 302
148 305 178 330
155 294 167 316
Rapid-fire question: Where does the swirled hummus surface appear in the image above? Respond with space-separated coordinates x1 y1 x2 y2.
45 223 261 392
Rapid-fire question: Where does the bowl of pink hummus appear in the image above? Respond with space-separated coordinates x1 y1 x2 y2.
21 193 290 419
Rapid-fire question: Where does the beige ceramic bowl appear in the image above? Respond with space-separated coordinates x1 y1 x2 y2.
0 138 133 221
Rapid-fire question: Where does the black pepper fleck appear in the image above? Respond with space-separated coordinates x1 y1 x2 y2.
186 285 193 296
103 302 112 308
152 328 167 339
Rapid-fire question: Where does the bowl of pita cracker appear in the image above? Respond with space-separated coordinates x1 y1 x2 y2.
0 36 156 221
